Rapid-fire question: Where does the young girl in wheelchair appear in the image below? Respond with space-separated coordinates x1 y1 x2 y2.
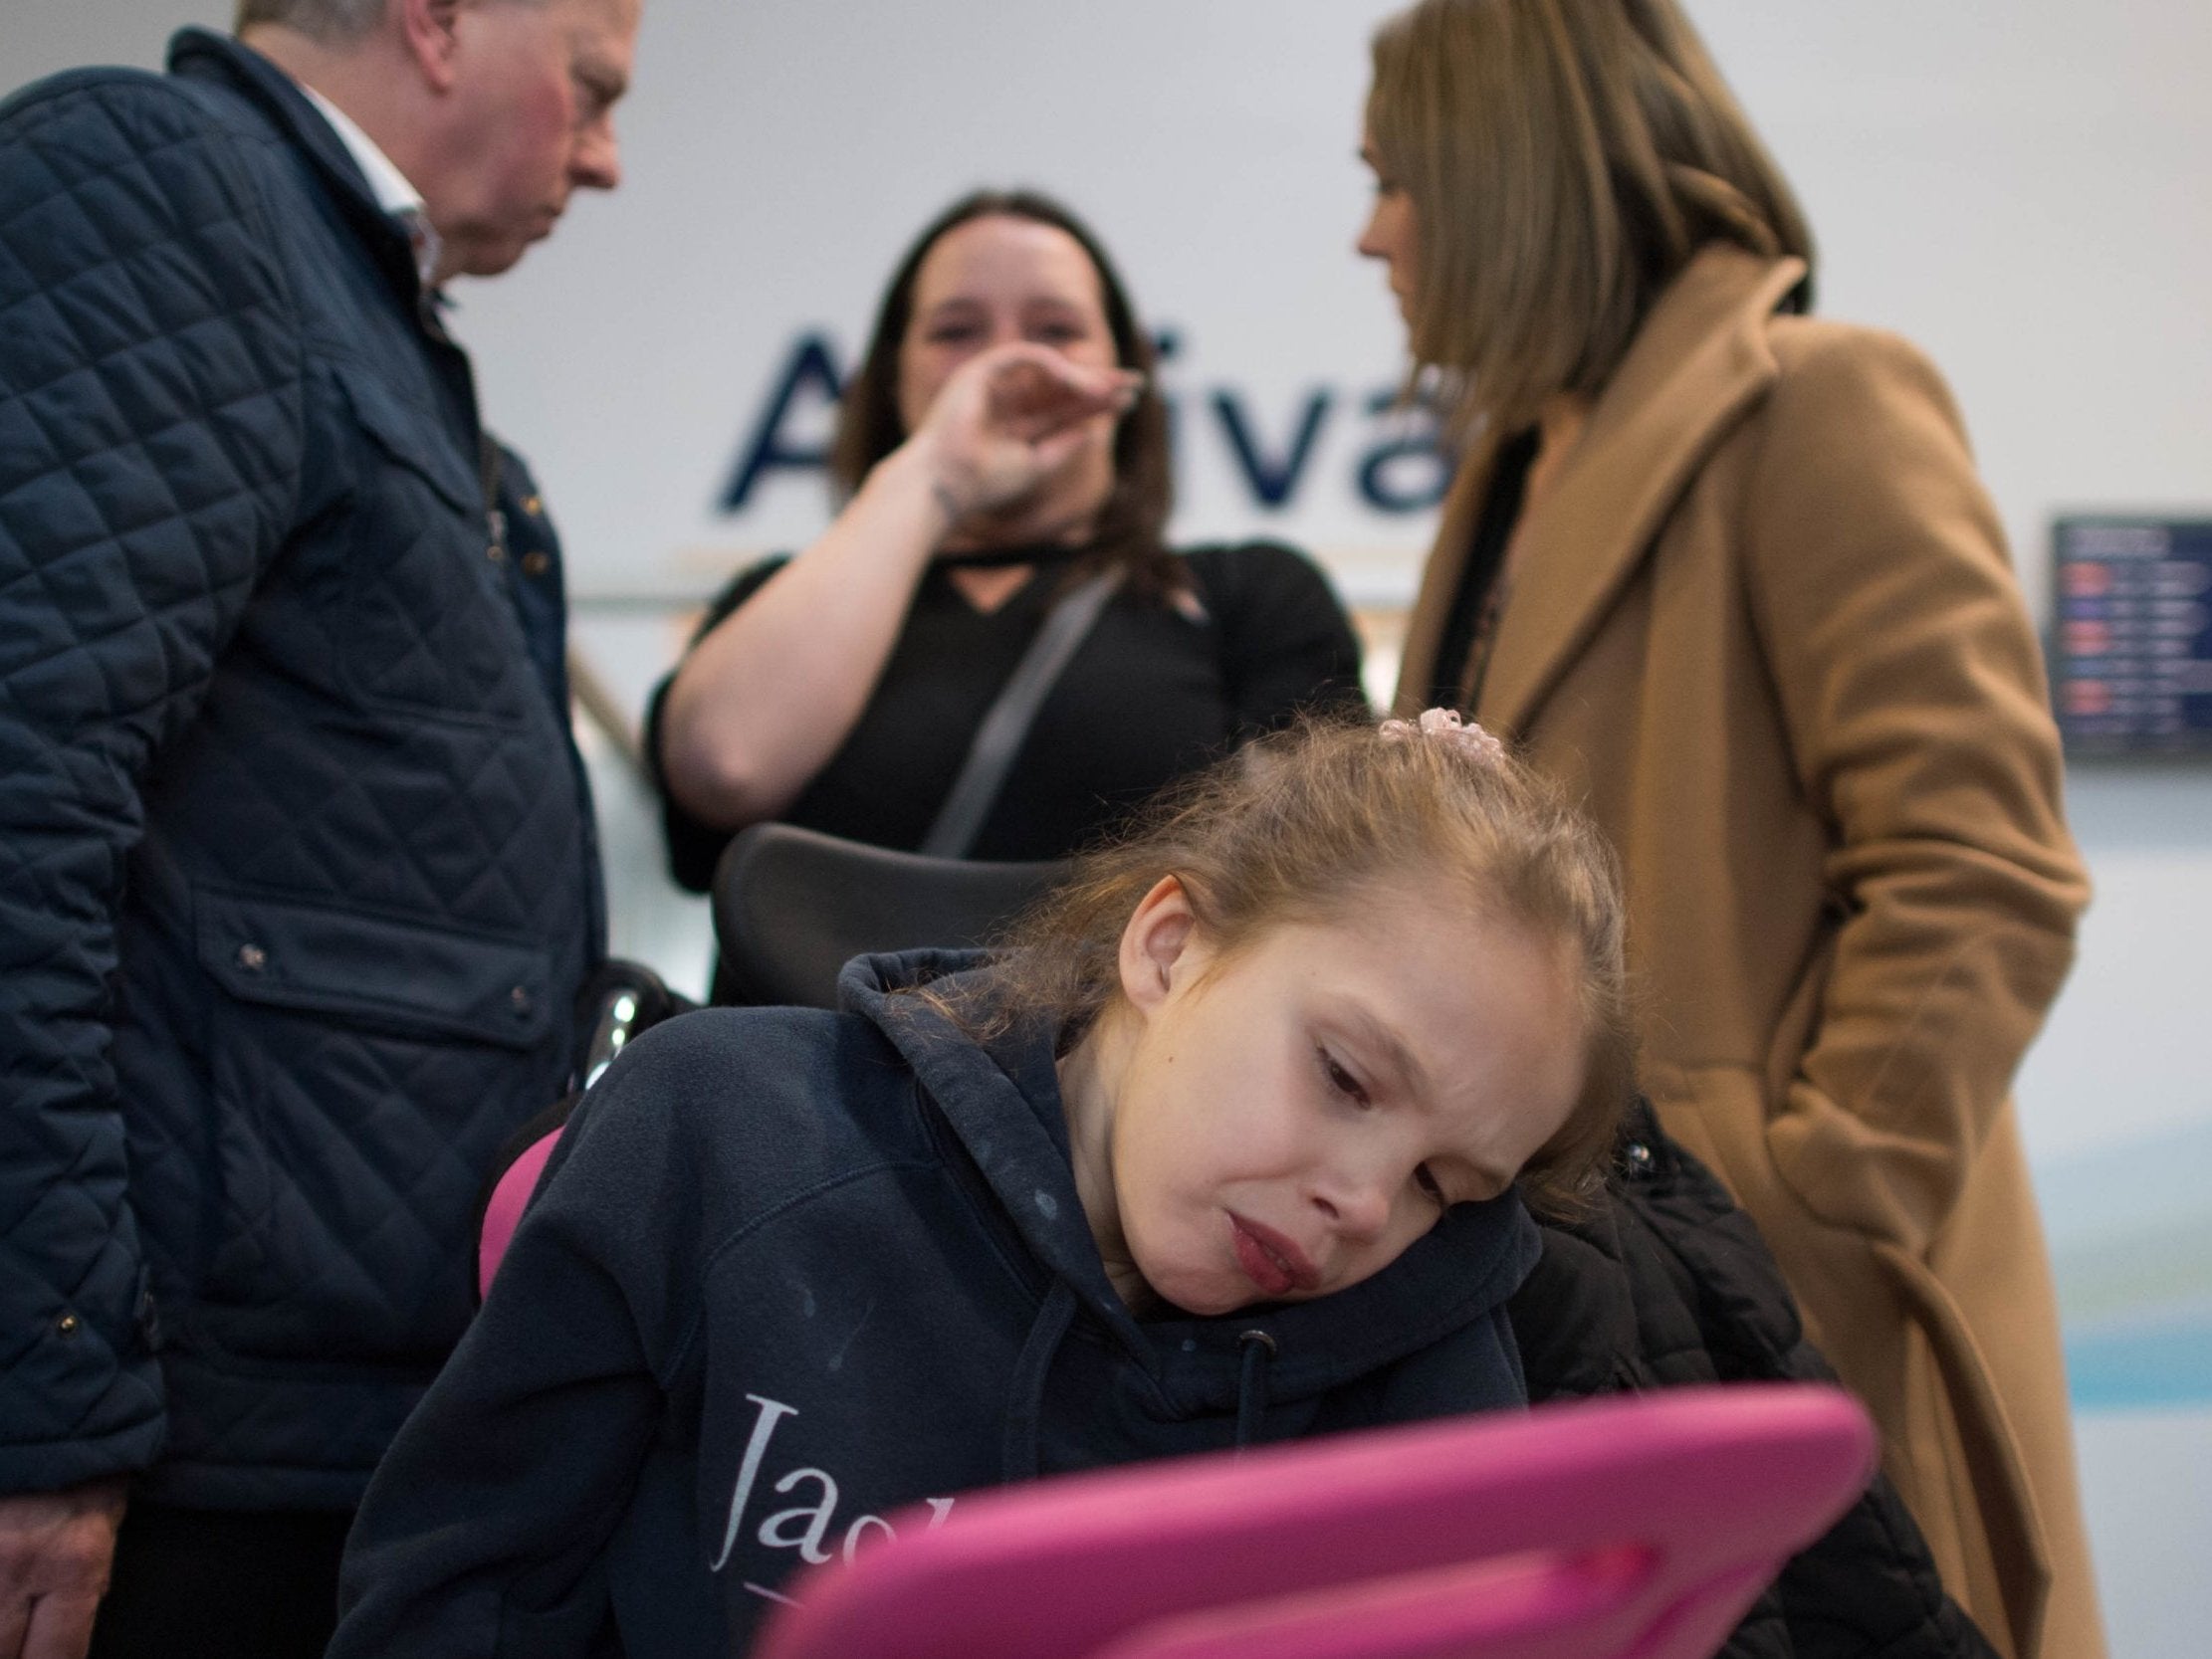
328 710 1635 1658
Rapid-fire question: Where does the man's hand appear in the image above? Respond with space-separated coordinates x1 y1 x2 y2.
0 1481 127 1659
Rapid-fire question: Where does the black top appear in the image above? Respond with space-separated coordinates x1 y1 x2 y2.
648 541 1365 890
1428 428 1538 711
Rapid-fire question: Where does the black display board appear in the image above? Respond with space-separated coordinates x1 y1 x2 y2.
2051 517 2212 755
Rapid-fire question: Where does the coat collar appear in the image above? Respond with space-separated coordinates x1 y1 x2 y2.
167 28 424 307
1395 246 1809 733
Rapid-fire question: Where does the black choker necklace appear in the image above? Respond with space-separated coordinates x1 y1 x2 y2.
934 542 1087 570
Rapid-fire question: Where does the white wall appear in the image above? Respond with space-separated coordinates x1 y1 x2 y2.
9 4 2209 1649
14 3 2206 597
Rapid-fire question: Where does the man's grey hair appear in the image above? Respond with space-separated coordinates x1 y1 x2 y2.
234 0 389 44
233 0 546 47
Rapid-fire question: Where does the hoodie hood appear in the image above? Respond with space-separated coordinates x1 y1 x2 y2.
842 948 1544 1475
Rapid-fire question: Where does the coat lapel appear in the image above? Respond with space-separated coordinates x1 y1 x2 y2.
1403 248 1809 735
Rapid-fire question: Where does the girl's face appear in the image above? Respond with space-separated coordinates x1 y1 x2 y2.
1356 130 1420 331
1071 878 1585 1318
896 213 1123 536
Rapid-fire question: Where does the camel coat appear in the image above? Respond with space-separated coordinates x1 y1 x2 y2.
1398 246 2101 1659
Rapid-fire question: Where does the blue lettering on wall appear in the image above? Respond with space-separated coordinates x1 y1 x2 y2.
1357 389 1451 514
1211 388 1334 511
719 332 847 513
716 328 1446 519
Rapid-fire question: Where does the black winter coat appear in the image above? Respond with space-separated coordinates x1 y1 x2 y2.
1513 1105 1999 1658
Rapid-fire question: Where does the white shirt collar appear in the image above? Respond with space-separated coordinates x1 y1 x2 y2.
299 84 441 285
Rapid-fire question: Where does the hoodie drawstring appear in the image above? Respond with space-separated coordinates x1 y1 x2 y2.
1001 1280 1079 1482
1008 1294 1279 1472
1234 1329 1277 1450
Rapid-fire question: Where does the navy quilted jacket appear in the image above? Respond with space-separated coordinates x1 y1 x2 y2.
0 31 604 1510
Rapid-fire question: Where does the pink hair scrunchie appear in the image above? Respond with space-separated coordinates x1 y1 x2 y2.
1378 707 1508 766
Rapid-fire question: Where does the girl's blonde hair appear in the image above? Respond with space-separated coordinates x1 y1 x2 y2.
1368 0 1813 442
948 715 1636 1218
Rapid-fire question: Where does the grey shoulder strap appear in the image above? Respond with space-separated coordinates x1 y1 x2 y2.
918 565 1126 860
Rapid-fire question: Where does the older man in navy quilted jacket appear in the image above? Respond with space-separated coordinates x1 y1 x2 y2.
0 2 640 1653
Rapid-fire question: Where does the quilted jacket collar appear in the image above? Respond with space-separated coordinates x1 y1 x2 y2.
166 28 423 307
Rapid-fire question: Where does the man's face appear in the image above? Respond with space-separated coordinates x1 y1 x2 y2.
425 0 639 280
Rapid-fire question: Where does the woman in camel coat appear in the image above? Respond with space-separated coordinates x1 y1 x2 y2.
1361 5 2100 1656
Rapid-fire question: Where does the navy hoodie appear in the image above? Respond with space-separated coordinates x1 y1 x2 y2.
330 951 1542 1657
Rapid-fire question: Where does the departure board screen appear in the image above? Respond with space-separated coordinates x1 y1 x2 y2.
2052 518 2212 754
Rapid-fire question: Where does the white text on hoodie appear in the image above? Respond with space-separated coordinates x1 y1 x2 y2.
712 1392 958 1584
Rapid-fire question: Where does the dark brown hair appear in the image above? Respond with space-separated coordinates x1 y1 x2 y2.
1369 0 1814 442
934 714 1638 1218
829 189 1179 595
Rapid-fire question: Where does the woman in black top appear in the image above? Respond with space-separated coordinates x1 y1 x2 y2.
651 189 1366 891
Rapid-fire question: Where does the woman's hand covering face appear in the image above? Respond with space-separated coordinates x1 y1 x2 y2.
912 342 1141 527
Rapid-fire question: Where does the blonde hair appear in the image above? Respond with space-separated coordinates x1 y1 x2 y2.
1368 0 1813 441
939 715 1636 1218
